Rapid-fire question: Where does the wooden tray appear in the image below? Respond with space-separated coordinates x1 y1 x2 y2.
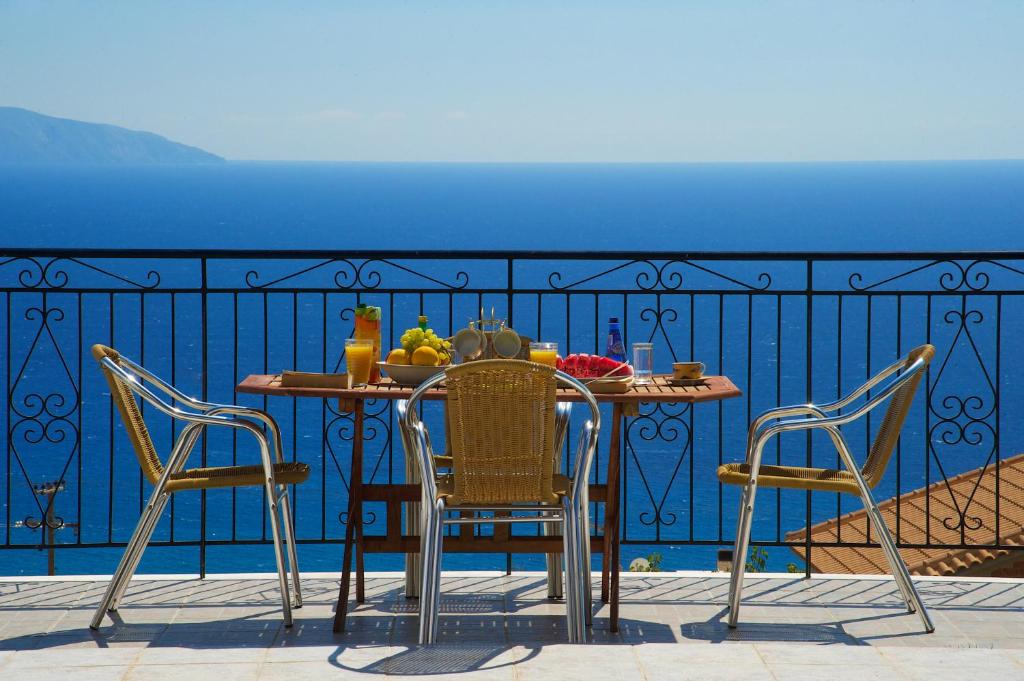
280 371 349 388
582 376 635 394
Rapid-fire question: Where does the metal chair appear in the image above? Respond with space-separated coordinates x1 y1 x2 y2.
718 344 935 633
401 359 600 644
89 345 308 629
399 401 575 600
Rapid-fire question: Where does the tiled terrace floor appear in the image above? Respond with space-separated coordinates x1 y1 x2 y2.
1 572 1022 679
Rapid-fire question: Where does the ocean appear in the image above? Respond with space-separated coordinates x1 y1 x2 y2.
3 161 1023 251
1 161 1023 576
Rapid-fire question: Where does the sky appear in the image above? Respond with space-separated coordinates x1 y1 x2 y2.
2 1 1023 162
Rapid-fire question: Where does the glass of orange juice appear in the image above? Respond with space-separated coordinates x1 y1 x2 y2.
529 341 559 367
345 338 375 387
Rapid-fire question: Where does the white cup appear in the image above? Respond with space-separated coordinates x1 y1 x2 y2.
453 326 484 359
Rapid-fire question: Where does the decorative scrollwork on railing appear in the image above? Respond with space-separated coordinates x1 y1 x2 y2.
7 303 81 530
638 303 679 362
926 307 997 533
849 259 1024 292
246 258 356 289
623 402 693 534
0 256 161 289
546 259 772 291
245 257 469 290
352 259 469 290
324 399 392 528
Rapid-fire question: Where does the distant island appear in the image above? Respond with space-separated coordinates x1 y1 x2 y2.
0 107 224 164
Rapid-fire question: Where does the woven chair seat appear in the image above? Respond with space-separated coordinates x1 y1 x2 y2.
436 473 571 502
717 462 860 495
166 462 310 492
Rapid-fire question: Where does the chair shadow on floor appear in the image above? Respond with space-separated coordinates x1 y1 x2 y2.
678 605 935 646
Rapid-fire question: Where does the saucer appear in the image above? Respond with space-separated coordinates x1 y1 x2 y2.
667 377 708 387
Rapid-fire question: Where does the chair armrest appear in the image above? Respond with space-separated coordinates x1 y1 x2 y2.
116 355 228 412
207 405 286 464
103 357 279 472
813 356 906 413
747 405 827 462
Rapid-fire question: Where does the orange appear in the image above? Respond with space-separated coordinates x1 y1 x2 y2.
386 348 410 365
411 346 439 366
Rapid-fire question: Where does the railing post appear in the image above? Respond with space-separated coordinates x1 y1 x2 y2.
200 256 208 579
804 258 813 579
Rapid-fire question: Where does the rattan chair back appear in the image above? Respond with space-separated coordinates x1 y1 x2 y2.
92 344 164 484
444 359 558 505
861 344 934 487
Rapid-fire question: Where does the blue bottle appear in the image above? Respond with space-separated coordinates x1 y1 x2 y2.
606 317 626 362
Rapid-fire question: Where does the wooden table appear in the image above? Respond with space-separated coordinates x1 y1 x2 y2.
237 373 741 633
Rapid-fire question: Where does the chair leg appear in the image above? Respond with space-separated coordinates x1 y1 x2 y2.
563 499 586 643
90 491 169 629
426 501 445 643
859 490 935 633
727 479 757 628
579 485 593 626
418 503 438 644
109 493 171 611
830 431 934 634
263 477 293 627
278 484 303 608
544 511 564 599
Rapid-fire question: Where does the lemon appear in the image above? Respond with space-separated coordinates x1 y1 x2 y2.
386 348 410 365
411 346 440 366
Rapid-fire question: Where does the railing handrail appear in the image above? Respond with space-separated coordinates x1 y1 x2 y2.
3 248 1024 260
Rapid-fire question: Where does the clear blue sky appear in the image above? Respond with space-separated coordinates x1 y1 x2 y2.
2 1 1022 162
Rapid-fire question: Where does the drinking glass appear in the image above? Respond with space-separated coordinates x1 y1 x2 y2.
632 342 653 385
345 338 375 387
529 341 559 367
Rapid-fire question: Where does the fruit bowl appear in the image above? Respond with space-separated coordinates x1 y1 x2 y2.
377 362 446 386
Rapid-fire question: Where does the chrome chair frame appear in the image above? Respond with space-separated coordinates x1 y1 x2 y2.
727 353 934 633
401 370 600 644
398 401 575 600
89 354 302 630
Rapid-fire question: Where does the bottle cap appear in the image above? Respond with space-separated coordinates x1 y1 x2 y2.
609 317 619 323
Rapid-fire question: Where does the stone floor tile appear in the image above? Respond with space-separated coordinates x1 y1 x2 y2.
125 662 262 681
258 660 387 681
7 646 141 668
21 666 131 681
766 662 901 680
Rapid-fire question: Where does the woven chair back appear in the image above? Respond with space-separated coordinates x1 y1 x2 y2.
861 344 935 487
91 344 164 484
444 359 558 504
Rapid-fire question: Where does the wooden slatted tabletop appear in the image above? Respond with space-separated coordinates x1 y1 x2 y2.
237 373 741 404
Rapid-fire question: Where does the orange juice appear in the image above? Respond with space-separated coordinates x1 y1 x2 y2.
354 305 382 382
529 342 559 367
345 340 374 386
530 349 558 367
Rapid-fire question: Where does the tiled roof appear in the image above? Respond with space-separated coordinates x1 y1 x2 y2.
785 452 1024 577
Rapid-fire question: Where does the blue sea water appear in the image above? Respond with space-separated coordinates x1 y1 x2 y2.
3 161 1023 251
1 161 1023 577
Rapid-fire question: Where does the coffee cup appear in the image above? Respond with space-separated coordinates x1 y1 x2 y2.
492 327 522 358
453 326 484 359
673 361 705 380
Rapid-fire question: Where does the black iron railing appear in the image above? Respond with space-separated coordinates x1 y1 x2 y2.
2 249 1022 575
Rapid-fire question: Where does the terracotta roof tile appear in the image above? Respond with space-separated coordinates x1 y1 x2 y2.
786 452 1024 576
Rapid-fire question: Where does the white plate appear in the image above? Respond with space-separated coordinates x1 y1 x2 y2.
377 362 446 386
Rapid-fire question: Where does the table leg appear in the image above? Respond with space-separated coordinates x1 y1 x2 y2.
333 400 364 632
601 403 623 632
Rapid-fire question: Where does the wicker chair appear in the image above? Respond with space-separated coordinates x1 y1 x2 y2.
399 400 575 600
89 345 309 629
401 360 601 644
718 344 935 632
